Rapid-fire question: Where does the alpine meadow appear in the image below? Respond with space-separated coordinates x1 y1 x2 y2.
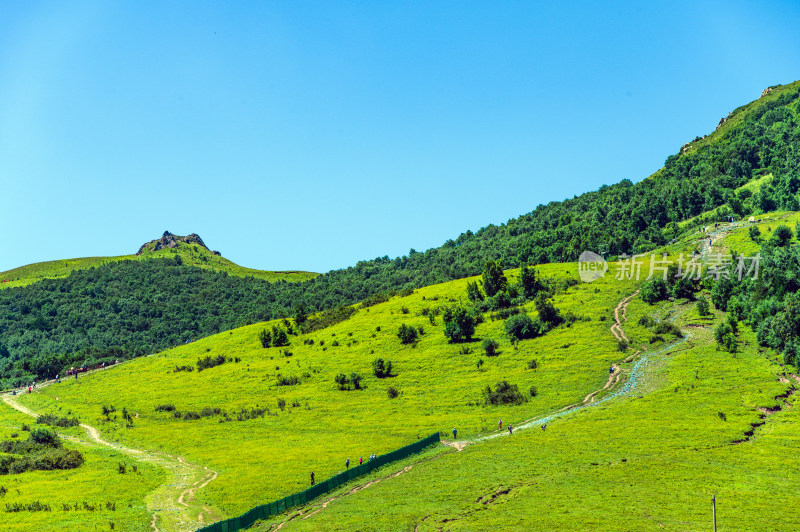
4 4 800 530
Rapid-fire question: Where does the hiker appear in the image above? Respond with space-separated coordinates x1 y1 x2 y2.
452 428 457 439
346 457 350 469
27 386 31 394
508 425 513 435
310 472 315 486
499 419 502 430
715 222 718 230
609 366 614 374
541 424 547 431
359 456 363 465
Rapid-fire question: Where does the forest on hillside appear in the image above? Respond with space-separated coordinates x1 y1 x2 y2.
1 86 799 387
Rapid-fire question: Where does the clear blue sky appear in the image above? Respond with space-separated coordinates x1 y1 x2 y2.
1 1 799 273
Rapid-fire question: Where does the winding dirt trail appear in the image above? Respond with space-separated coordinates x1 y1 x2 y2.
2 382 220 532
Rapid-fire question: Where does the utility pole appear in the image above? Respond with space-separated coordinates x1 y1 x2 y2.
712 494 717 532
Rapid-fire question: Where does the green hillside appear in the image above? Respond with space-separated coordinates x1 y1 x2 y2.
1 81 800 531
0 232 316 290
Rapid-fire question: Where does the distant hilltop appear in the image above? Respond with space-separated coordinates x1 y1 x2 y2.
136 231 221 256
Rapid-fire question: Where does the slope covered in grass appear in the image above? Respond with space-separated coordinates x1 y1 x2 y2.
9 261 642 526
0 236 315 290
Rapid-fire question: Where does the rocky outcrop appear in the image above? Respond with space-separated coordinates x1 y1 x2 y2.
136 231 213 256
761 87 775 98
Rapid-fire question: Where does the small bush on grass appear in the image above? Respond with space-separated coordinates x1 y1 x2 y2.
397 324 418 344
483 381 527 406
482 338 500 357
372 358 393 378
387 387 399 399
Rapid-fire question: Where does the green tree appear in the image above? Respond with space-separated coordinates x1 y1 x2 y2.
372 358 393 378
271 326 289 347
711 278 733 311
534 294 562 327
518 263 541 299
293 304 307 327
696 297 711 316
442 306 476 343
482 338 499 356
482 260 507 297
715 322 737 352
640 276 669 304
397 323 418 344
258 328 271 348
769 225 794 247
504 313 542 340
749 225 761 243
466 281 484 302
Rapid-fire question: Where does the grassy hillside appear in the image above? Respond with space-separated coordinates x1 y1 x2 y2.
4 260 642 530
2 218 798 530
0 239 316 290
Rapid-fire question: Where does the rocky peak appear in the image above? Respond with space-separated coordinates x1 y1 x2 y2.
136 231 213 256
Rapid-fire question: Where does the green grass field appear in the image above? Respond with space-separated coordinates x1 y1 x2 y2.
0 241 316 289
1 219 796 530
0 399 164 531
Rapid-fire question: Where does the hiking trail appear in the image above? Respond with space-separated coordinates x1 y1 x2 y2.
1 372 220 532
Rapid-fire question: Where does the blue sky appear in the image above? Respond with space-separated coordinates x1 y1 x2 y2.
1 1 799 273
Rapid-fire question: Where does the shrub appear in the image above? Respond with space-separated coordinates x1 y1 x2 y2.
534 294 562 327
36 414 79 428
711 278 733 311
334 373 348 390
505 313 542 340
649 335 665 343
527 359 538 370
483 381 527 406
697 297 711 316
397 324 418 345
482 338 499 357
277 399 286 411
258 328 271 348
271 326 289 347
652 321 683 338
301 306 357 334
640 276 669 304
715 322 738 352
174 365 194 373
349 372 363 390
197 355 226 371
183 411 201 420
529 386 538 397
442 306 477 343
459 346 473 355
276 375 300 386
154 404 175 412
387 387 399 399
749 225 761 242
482 260 508 297
466 281 484 302
769 225 793 247
372 358 393 378
29 428 60 448
617 340 629 351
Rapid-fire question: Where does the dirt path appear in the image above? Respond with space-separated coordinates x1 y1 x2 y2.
2 384 220 532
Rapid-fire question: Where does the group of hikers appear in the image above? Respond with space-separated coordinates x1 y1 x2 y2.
310 453 382 486
8 360 117 395
450 420 548 442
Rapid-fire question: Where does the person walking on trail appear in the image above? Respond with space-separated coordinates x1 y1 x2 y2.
359 456 363 465
508 425 513 435
346 458 350 469
498 419 502 430
541 424 547 431
310 471 315 486
452 428 457 439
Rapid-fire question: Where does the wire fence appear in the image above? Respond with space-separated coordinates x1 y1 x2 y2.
196 432 440 532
